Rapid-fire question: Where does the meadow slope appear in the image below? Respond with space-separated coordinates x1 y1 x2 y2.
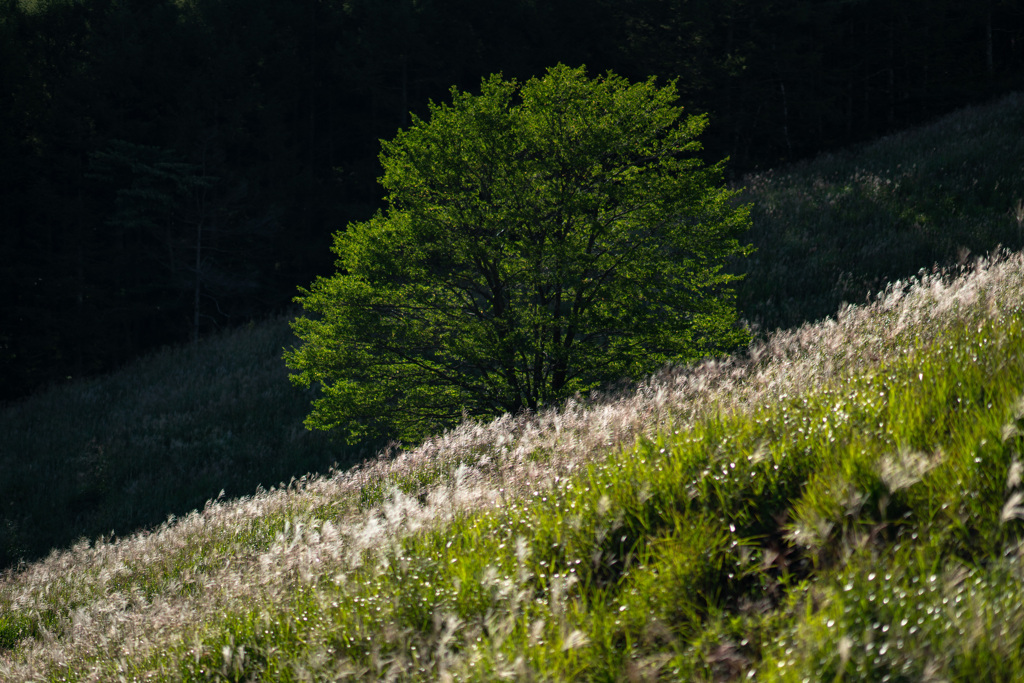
1 95 1024 681
2 91 1021 573
3 247 1024 681
737 91 1024 332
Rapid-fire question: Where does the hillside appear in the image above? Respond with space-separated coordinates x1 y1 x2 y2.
737 91 1024 332
5 92 1022 571
2 95 1024 680
0 320 357 569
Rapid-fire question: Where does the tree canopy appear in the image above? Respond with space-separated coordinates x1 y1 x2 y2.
285 65 752 442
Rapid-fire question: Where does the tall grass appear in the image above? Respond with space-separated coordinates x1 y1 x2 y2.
2 249 1024 680
2 94 1024 681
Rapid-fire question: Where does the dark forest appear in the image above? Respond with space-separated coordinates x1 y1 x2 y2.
2 0 1022 404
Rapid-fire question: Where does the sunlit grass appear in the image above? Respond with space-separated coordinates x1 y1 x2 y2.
2 249 1023 680
3 95 1024 681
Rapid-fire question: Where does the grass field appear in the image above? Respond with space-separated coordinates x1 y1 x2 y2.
2 93 1024 681
0 318 361 569
736 91 1024 332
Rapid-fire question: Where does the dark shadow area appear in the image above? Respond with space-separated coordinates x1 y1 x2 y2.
734 93 1024 335
0 317 380 570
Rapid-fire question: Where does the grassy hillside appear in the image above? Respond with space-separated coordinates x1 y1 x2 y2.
737 91 1024 332
3 92 1022 574
0 319 361 568
3 250 1024 681
1 94 1024 680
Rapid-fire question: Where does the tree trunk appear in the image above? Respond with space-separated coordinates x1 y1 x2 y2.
193 218 202 347
986 3 994 81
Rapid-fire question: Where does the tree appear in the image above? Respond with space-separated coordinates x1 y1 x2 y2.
286 64 753 443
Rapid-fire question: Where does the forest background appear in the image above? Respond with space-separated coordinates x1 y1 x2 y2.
2 0 1023 404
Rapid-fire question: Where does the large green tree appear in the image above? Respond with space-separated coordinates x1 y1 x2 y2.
286 65 752 442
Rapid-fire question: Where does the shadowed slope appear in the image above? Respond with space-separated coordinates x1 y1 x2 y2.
0 318 356 569
738 91 1024 332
